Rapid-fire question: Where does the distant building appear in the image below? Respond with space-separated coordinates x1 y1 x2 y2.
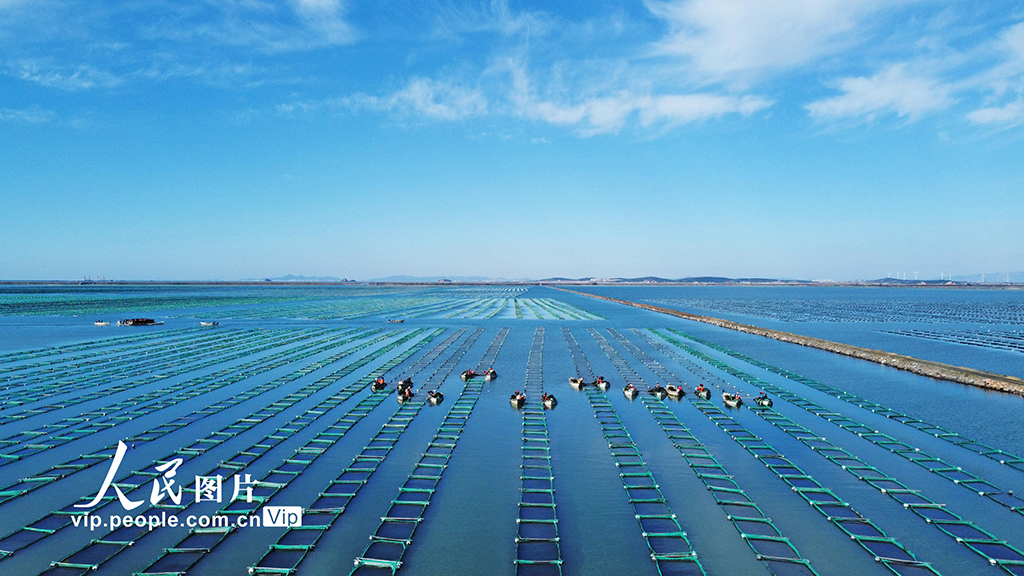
438 279 452 283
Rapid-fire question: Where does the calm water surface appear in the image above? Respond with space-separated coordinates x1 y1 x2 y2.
0 284 1021 576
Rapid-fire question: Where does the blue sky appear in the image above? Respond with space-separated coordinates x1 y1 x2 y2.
1 0 1022 281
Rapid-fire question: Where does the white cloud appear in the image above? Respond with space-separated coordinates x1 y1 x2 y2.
377 78 488 120
0 106 53 123
7 60 122 91
291 0 356 45
506 59 771 135
140 0 358 53
429 0 556 39
1002 22 1024 62
284 78 488 121
806 64 951 121
967 99 1024 126
646 0 900 82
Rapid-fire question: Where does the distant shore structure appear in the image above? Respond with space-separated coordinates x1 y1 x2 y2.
556 287 1024 396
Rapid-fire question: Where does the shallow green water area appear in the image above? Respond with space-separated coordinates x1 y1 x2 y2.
0 285 1023 576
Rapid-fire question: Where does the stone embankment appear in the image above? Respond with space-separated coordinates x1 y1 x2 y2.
556 287 1024 396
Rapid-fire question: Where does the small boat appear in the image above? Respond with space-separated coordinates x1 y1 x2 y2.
569 377 587 390
427 390 444 405
484 368 497 381
371 377 387 392
542 393 557 409
665 384 685 399
723 392 743 408
648 385 668 400
754 393 773 408
594 376 609 391
389 319 404 323
396 380 414 403
200 321 219 327
117 318 163 326
623 383 639 400
510 391 526 409
94 321 110 326
694 385 711 400
397 387 413 404
461 369 477 381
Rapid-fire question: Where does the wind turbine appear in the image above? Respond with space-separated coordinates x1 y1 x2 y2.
913 271 919 280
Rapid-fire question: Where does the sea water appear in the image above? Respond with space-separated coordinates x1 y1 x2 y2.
0 284 1022 576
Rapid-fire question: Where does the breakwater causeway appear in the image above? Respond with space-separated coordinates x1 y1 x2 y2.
555 287 1024 396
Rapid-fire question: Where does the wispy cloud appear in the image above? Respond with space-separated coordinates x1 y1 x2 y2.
294 55 773 137
967 99 1024 127
279 77 488 121
0 0 358 95
646 0 903 84
428 0 556 40
143 0 358 53
0 106 53 123
292 0 355 45
806 64 952 122
6 59 123 91
505 58 771 134
4 0 1024 138
963 22 1024 126
347 78 488 121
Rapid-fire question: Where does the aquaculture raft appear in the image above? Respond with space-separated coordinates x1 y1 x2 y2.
245 328 493 575
29 329 431 574
348 330 509 575
639 330 940 576
0 328 367 513
515 328 562 575
0 329 339 463
589 328 819 576
662 332 1024 575
670 329 1024 473
561 328 706 576
136 329 447 576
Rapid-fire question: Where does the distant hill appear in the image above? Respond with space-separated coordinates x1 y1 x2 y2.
864 278 953 285
243 275 354 283
537 276 796 284
367 275 510 283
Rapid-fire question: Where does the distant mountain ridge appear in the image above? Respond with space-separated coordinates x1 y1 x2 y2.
535 276 797 283
243 274 355 282
366 275 516 283
231 273 1021 285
